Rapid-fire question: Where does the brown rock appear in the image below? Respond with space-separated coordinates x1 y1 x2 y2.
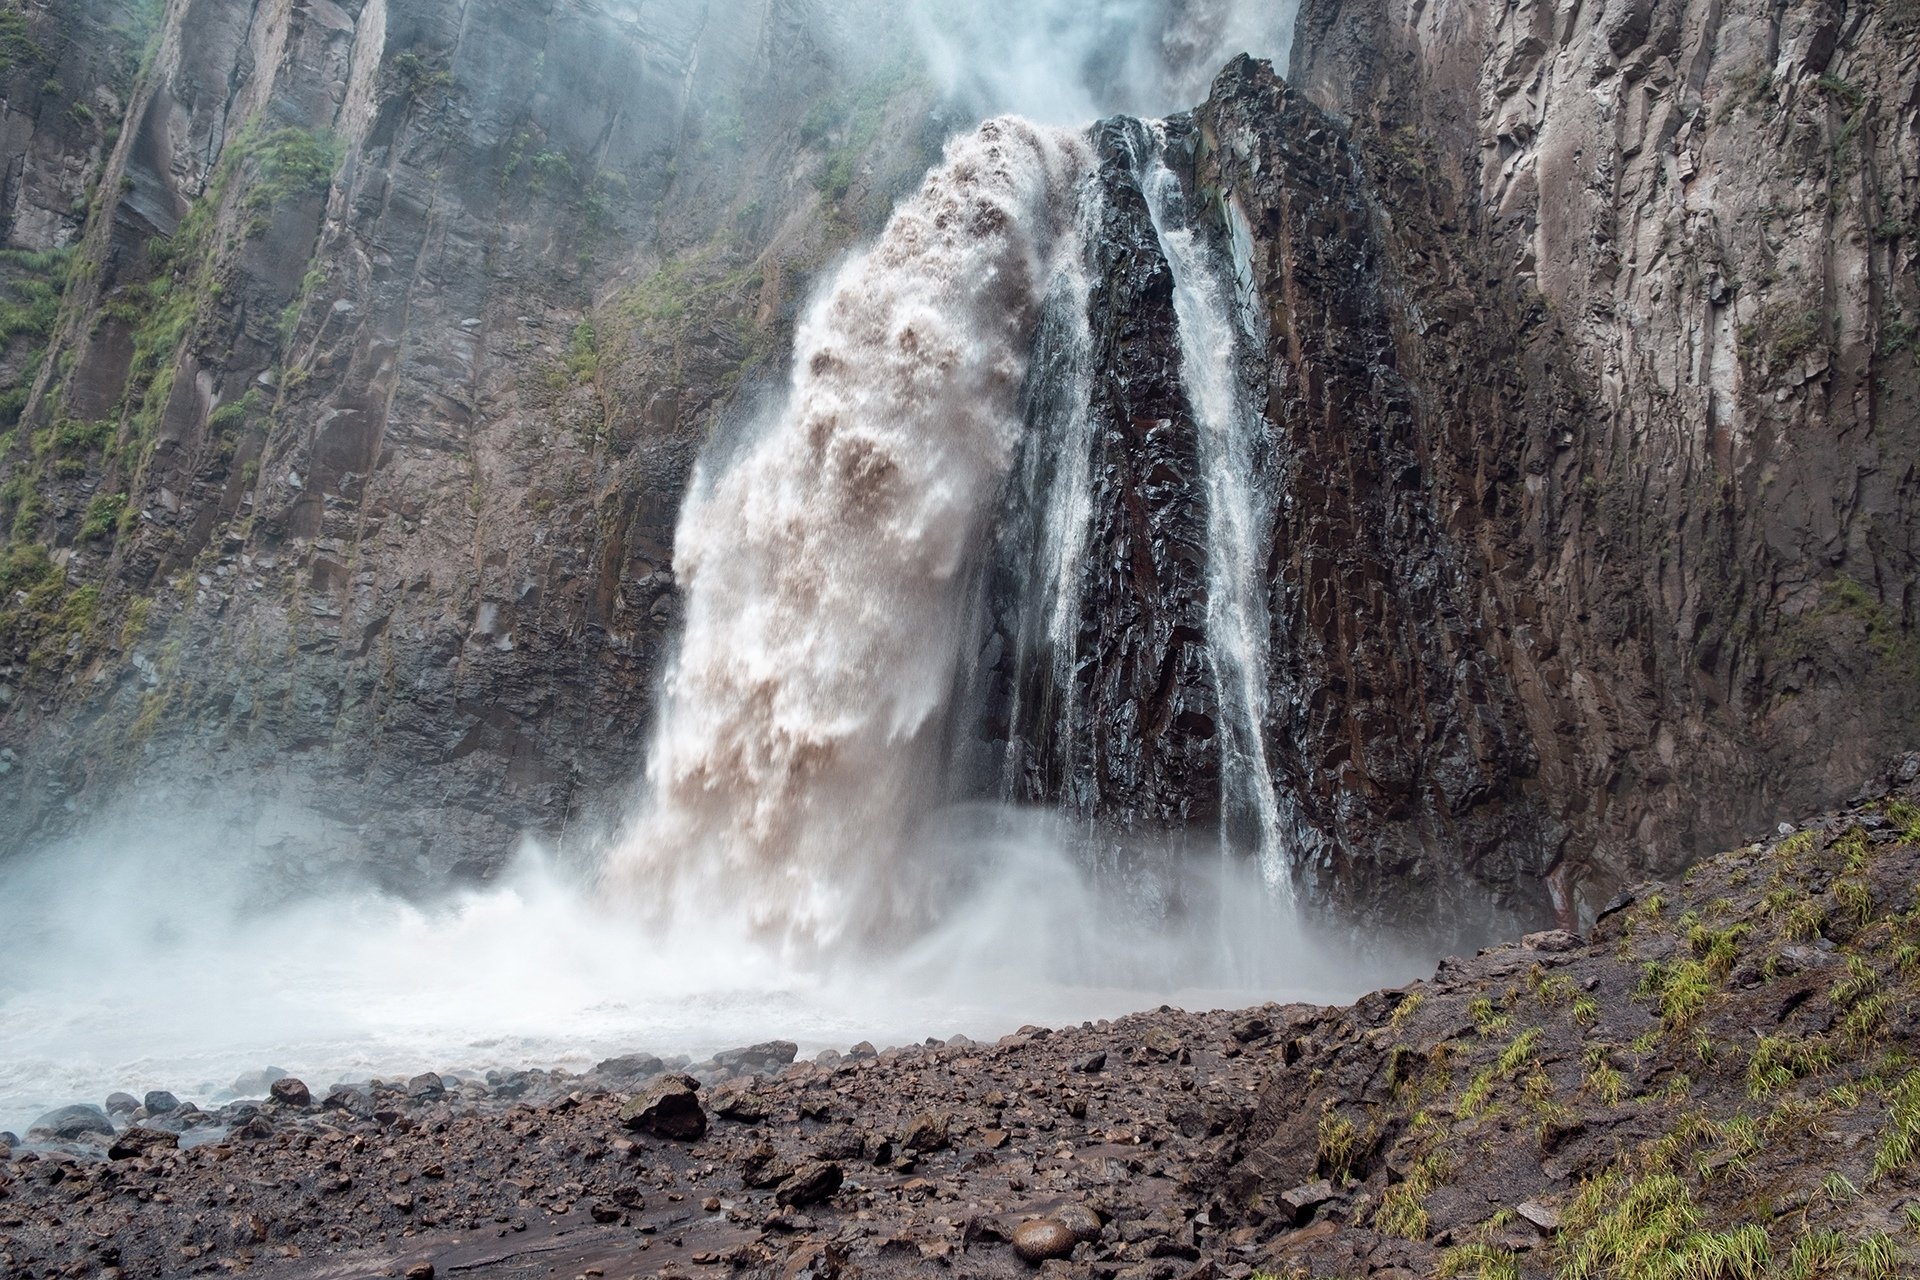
618 1075 706 1141
268 1078 311 1107
901 1110 950 1151
774 1162 842 1208
1053 1203 1103 1242
1012 1218 1077 1264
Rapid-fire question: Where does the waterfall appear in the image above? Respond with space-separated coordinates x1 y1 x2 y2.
1131 124 1296 896
606 118 1091 951
988 187 1100 814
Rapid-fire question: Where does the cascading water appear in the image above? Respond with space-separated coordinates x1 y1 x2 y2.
606 118 1091 950
1130 125 1296 895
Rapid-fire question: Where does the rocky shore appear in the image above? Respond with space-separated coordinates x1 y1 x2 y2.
7 758 1920 1279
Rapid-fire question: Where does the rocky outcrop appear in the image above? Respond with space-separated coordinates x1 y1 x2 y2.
1273 0 1920 915
0 0 940 874
973 117 1222 839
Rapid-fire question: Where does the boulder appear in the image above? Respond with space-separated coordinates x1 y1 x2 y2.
406 1073 447 1099
269 1077 311 1107
229 1067 289 1097
774 1161 843 1207
619 1076 707 1140
104 1092 139 1116
143 1090 181 1114
26 1104 114 1141
593 1053 666 1083
900 1110 950 1152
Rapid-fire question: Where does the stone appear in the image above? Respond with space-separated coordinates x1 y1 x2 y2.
1073 1052 1107 1074
1521 930 1583 953
104 1092 139 1116
593 1053 665 1083
1053 1203 1103 1242
406 1073 446 1099
108 1126 179 1159
143 1090 181 1114
619 1076 707 1140
231 1114 275 1141
26 1105 115 1141
1011 1218 1077 1264
1279 1179 1336 1222
714 1041 799 1074
741 1141 793 1189
901 1110 951 1152
1230 1015 1272 1043
774 1162 843 1208
1143 1028 1182 1058
269 1078 311 1107
405 1264 434 1280
711 1083 769 1123
1516 1200 1561 1232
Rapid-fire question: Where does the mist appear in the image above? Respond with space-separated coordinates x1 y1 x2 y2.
904 0 1298 122
0 794 1429 1136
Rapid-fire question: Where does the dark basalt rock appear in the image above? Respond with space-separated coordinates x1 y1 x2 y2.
971 116 1222 850
619 1075 707 1140
108 1126 180 1159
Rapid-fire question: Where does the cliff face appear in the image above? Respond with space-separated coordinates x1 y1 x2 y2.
2 0 1916 930
0 0 938 875
1276 0 1920 915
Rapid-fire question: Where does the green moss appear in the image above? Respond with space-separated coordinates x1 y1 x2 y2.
235 126 341 219
78 491 125 541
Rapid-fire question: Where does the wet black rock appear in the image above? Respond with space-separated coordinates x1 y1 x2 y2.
618 1075 706 1140
406 1073 447 1100
143 1090 181 1114
104 1091 139 1116
714 1041 799 1074
109 1126 180 1159
593 1053 666 1083
27 1104 115 1141
775 1161 843 1208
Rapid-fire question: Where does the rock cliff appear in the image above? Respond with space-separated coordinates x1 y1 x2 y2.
1277 0 1920 918
1 0 1916 934
0 0 940 875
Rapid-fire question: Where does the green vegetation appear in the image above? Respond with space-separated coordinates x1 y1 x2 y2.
0 6 46 74
1315 1105 1358 1183
801 59 922 204
1374 1151 1451 1241
78 490 125 541
1814 72 1867 111
235 125 341 222
386 50 453 102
